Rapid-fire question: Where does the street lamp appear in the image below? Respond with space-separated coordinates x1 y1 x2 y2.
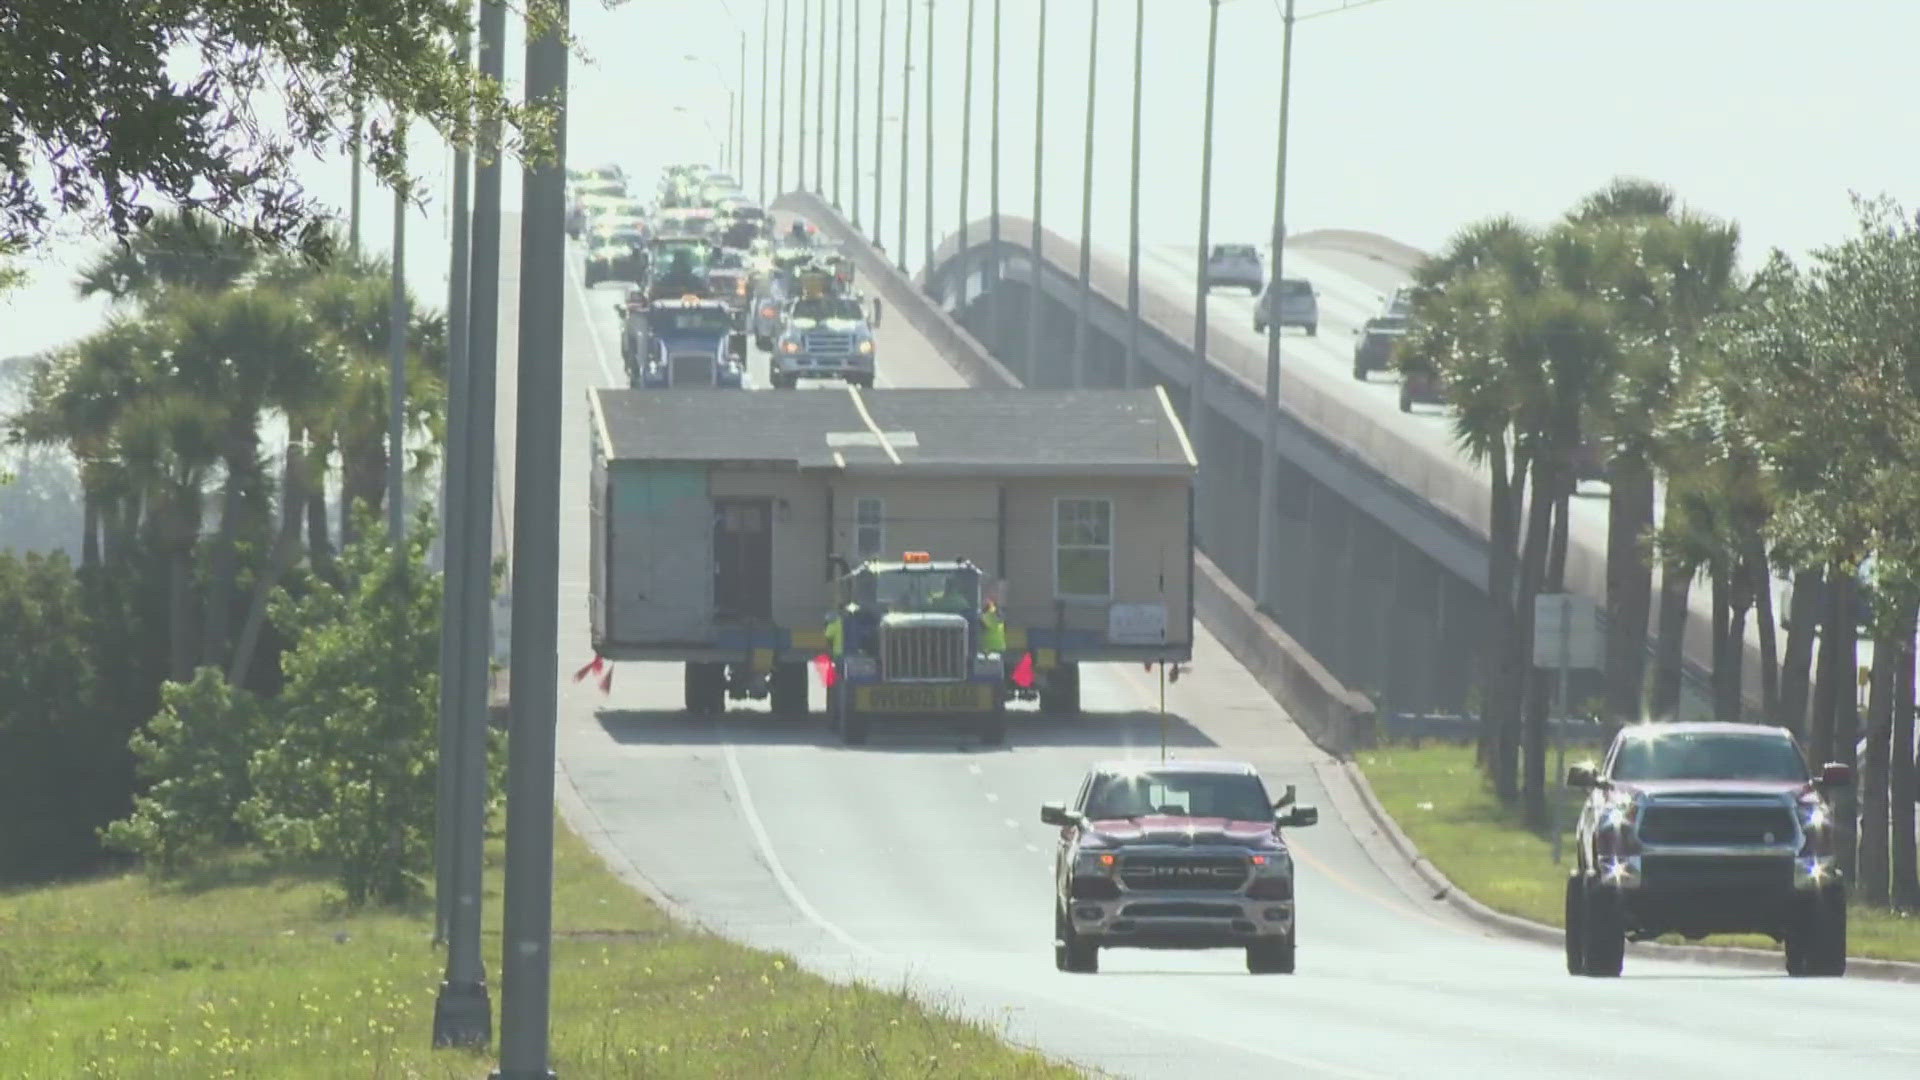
1253 0 1296 612
1069 0 1098 388
1026 0 1047 387
1190 0 1220 539
682 53 738 171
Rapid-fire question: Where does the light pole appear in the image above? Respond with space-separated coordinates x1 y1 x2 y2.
873 0 886 238
921 0 934 282
778 0 790 194
683 54 738 169
987 0 1000 355
1123 0 1144 389
897 0 911 269
798 0 808 189
738 29 748 177
834 0 845 206
387 132 408 547
1026 0 1046 385
958 0 974 265
815 0 827 193
496 1 567 1076
435 0 504 1051
1070 0 1098 389
349 102 364 255
1253 0 1296 611
1190 0 1220 543
760 1 771 202
851 0 862 227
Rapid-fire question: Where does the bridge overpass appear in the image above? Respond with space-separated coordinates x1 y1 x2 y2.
776 191 1751 724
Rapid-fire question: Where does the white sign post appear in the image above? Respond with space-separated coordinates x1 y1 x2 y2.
1534 592 1601 863
492 592 513 663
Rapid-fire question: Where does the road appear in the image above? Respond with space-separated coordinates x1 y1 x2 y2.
491 212 1918 1079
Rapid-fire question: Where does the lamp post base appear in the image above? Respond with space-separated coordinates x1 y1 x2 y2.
432 978 493 1048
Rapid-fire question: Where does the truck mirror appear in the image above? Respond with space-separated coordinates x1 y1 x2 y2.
1279 805 1318 828
1565 763 1598 789
1819 762 1853 788
1040 802 1079 828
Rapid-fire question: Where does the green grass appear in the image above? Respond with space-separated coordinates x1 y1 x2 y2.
1354 743 1920 963
0 819 1078 1079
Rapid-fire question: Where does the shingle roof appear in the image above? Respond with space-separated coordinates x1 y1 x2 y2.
591 387 1197 476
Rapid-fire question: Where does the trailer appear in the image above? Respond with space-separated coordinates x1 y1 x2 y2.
587 387 1197 725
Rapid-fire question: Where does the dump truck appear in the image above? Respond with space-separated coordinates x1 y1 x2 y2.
586 388 1198 732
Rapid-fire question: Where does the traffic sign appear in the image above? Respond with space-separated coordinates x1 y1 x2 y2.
1533 593 1601 670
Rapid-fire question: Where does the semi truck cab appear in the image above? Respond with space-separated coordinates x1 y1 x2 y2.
623 297 748 389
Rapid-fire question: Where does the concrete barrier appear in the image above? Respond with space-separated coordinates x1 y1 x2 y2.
776 190 1377 758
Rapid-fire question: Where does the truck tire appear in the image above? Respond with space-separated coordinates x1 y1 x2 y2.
1306 323 1318 337
684 662 726 716
1786 886 1847 977
1563 874 1587 975
754 334 773 353
1398 381 1414 413
1352 357 1368 381
770 374 795 390
849 374 875 389
1246 938 1295 974
830 685 869 745
977 702 1006 746
1580 879 1625 977
769 661 809 718
1055 906 1098 973
1039 663 1082 717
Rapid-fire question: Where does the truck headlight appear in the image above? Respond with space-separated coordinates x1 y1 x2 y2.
1073 849 1116 874
857 339 874 354
781 340 801 353
1797 801 1829 831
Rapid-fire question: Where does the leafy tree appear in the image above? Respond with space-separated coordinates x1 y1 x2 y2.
100 667 271 873
240 508 443 906
1 0 559 249
0 551 103 880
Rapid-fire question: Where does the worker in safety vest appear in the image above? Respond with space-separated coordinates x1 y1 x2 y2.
926 572 975 614
824 605 847 657
979 598 1007 654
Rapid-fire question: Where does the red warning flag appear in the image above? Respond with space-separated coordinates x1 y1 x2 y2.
573 655 605 683
812 653 838 688
598 665 614 694
1011 652 1035 689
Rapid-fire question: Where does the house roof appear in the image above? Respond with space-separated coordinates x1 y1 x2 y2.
591 386 1198 477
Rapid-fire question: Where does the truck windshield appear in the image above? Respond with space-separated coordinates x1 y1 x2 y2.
649 308 734 334
860 568 978 612
1610 731 1809 783
1086 771 1272 822
651 245 709 276
789 298 865 322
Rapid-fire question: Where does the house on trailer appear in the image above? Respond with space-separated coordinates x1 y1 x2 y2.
586 386 1197 715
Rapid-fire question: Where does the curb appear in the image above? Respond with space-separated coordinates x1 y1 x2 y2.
1337 757 1920 983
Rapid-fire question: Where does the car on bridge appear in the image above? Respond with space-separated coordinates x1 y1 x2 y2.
1204 243 1263 294
1565 722 1852 978
1253 277 1318 336
1043 761 1318 974
583 231 648 287
1351 313 1409 381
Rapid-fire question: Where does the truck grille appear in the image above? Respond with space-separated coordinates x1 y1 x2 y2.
1641 855 1793 891
804 331 856 356
1116 854 1248 892
669 352 714 386
880 622 967 681
1639 804 1797 846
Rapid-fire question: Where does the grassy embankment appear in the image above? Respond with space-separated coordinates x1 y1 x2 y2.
0 820 1076 1078
1355 743 1920 962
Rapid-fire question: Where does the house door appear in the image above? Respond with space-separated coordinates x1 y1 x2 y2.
712 497 773 622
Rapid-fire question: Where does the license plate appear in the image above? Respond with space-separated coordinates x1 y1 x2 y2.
855 684 991 713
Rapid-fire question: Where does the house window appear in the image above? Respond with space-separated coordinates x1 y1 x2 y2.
855 497 885 560
1055 498 1112 599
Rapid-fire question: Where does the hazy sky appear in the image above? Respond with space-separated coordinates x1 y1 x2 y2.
6 0 1917 358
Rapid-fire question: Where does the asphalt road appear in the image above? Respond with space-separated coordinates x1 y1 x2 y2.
493 214 1919 1079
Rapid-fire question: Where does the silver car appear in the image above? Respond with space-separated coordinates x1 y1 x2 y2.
1205 243 1263 294
1253 278 1318 336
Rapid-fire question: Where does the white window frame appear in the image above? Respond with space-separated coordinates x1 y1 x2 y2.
1053 497 1114 601
854 496 885 560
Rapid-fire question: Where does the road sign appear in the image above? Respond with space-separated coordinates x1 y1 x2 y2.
1532 593 1600 670
1109 603 1169 645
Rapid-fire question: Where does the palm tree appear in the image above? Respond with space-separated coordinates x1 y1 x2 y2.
75 209 263 304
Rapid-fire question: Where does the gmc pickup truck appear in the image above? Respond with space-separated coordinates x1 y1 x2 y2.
1566 721 1852 977
1042 761 1318 975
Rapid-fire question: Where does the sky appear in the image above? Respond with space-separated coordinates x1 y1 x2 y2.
6 0 1919 359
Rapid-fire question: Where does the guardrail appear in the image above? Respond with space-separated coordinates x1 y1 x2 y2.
1381 712 1615 748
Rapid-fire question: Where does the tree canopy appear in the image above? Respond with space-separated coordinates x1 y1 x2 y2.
0 0 576 250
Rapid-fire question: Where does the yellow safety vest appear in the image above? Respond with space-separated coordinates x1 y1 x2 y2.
980 604 1006 654
824 612 844 657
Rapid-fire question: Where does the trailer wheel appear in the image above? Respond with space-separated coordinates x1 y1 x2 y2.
684 662 726 716
769 661 810 718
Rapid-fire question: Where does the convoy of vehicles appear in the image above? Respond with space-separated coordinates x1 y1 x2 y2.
1565 723 1852 978
1044 761 1318 973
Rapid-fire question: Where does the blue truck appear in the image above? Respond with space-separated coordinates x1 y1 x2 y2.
618 296 749 389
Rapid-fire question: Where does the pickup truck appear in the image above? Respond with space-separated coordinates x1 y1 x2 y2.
1043 761 1318 974
770 294 877 389
1565 721 1852 977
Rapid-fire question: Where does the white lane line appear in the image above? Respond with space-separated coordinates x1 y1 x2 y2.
967 763 982 775
984 792 999 804
563 250 623 387
1025 843 1040 852
845 383 902 464
722 743 879 958
1003 818 1019 829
